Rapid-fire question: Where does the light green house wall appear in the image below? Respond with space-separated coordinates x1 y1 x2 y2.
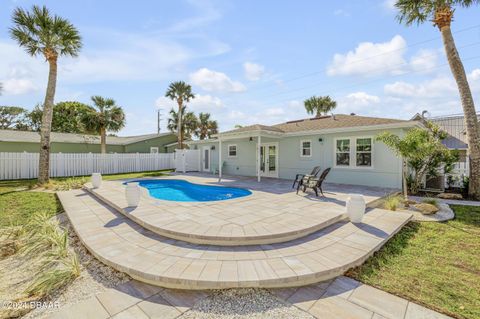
192 128 405 189
124 135 178 153
0 134 177 153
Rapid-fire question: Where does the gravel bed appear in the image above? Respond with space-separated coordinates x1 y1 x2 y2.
179 288 314 319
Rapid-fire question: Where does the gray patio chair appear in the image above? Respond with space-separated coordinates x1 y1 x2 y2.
292 166 321 188
297 167 331 196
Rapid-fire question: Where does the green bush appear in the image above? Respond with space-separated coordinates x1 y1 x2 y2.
384 195 402 211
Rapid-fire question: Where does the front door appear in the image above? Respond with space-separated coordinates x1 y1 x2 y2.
202 147 210 172
260 143 278 177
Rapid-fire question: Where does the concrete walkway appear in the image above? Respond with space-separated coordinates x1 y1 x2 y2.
46 276 451 319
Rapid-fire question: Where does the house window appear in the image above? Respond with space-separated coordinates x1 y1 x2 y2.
150 147 159 153
300 140 312 157
228 144 237 157
356 138 372 167
336 139 350 166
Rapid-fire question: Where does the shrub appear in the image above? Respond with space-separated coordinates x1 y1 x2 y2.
384 195 401 211
422 198 439 207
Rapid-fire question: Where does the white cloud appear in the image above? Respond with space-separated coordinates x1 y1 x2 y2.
409 49 438 72
384 76 457 98
155 94 224 112
383 0 396 11
333 9 350 17
189 68 246 92
327 35 407 77
1 78 37 95
469 69 480 81
264 107 285 116
344 92 380 106
243 62 265 81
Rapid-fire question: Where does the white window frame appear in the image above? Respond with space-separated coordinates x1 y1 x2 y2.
300 139 312 157
150 147 159 153
334 138 351 167
333 136 374 169
355 137 373 168
228 144 237 158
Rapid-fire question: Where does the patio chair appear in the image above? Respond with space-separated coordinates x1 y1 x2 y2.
297 167 331 196
292 166 321 189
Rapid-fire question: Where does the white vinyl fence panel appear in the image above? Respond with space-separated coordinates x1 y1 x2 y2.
0 152 175 180
174 149 201 173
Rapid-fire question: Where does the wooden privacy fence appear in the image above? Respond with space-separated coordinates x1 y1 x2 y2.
0 152 175 180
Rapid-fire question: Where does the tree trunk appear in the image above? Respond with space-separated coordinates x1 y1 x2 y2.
100 126 106 154
402 159 409 205
38 56 58 184
177 99 183 149
440 25 480 199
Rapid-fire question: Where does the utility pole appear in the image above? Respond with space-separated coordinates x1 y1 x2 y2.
157 109 162 134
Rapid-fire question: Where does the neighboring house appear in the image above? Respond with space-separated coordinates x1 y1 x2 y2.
0 130 178 153
187 114 421 189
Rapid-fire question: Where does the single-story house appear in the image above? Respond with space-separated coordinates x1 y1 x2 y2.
187 114 422 189
0 130 178 153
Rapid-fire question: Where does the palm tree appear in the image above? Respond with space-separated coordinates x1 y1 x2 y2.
304 96 337 117
165 81 195 149
82 96 126 153
10 6 81 184
395 0 480 199
167 106 198 141
195 112 218 140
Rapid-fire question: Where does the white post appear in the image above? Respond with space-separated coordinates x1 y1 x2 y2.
218 139 222 181
182 150 186 173
257 135 261 182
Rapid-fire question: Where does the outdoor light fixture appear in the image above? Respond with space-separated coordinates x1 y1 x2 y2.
318 137 323 143
211 145 215 150
249 137 253 141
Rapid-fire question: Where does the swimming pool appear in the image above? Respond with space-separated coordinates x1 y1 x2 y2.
128 179 252 202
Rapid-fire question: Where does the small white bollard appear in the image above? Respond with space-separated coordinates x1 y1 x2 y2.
91 173 102 189
346 194 366 223
125 183 141 207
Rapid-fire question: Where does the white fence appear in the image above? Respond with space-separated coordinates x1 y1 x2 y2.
174 149 201 173
0 152 175 180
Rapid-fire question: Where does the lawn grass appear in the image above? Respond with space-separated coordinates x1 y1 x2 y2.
347 205 480 319
0 170 172 228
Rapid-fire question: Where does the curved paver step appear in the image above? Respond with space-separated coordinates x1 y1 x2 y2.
58 189 412 290
84 179 353 246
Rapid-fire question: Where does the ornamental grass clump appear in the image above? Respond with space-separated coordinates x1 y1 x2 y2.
383 195 402 211
19 211 80 297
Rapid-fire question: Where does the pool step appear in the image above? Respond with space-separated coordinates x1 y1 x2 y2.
84 181 347 246
58 189 412 290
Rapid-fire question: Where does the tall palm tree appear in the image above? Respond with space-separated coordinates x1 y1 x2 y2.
82 96 126 153
167 106 198 141
165 81 195 149
304 95 337 117
195 112 218 140
10 6 81 184
395 0 480 199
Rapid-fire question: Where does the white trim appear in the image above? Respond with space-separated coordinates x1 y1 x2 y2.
333 136 374 170
202 146 211 172
260 142 279 178
227 144 238 158
150 147 159 153
300 139 312 158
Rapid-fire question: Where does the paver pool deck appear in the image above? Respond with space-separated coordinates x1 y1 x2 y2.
58 174 412 290
84 174 394 245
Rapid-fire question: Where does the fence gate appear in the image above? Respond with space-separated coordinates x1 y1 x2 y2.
174 149 201 173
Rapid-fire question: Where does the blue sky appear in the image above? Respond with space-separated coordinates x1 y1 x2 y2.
1 0 480 136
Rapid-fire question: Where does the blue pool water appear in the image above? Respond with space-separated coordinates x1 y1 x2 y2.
128 179 252 202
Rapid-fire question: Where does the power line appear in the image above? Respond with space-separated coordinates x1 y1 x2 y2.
244 24 480 94
229 54 480 109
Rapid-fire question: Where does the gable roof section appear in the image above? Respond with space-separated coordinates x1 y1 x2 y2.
0 130 174 145
219 114 412 137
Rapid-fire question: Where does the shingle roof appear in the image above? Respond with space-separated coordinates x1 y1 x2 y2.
0 130 173 145
220 114 410 135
